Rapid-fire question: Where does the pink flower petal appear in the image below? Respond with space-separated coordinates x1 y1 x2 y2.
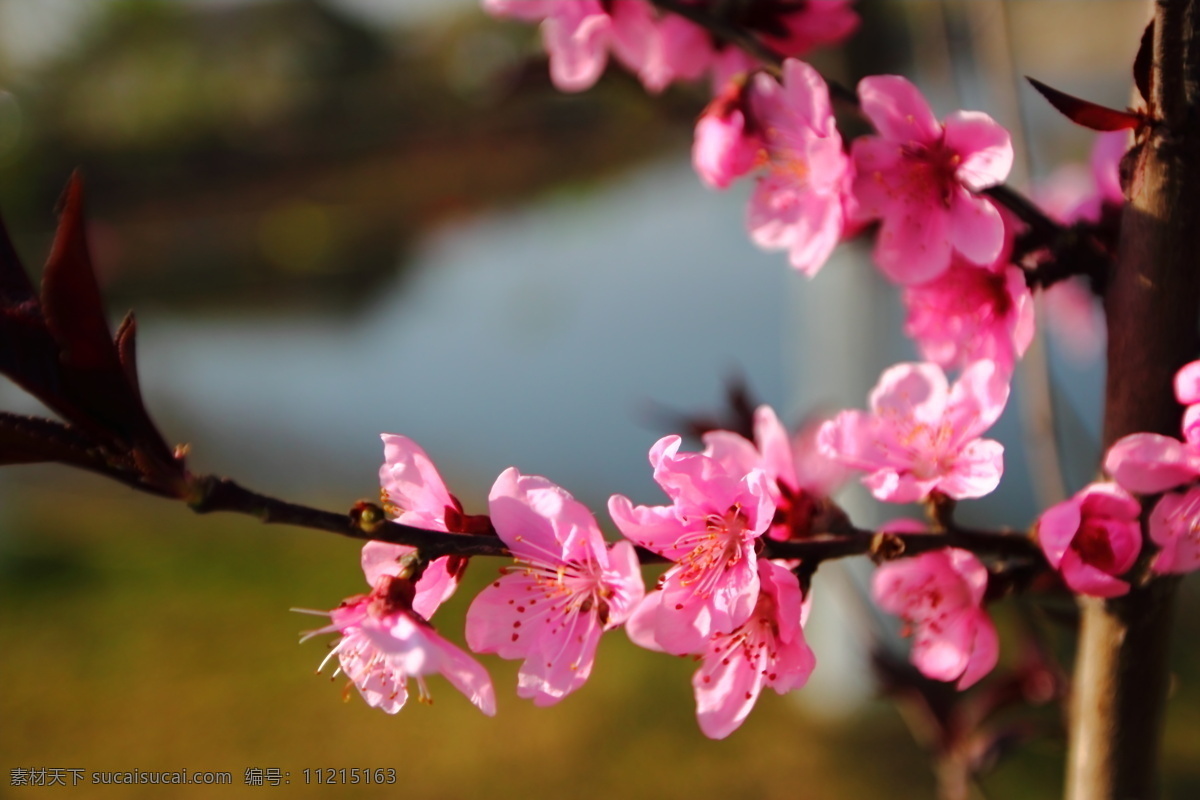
1058 549 1130 598
542 5 611 92
465 572 555 659
849 138 905 218
379 433 454 530
948 190 1005 267
777 58 835 133
489 467 600 564
694 110 759 189
947 547 991 607
873 194 953 284
935 439 1004 499
338 630 408 714
954 610 999 690
1091 130 1128 205
1077 481 1142 521
609 0 708 93
1037 495 1083 569
945 359 1011 439
693 639 765 739
432 633 498 716
361 541 411 586
1149 489 1200 574
1184 405 1200 447
942 110 1014 190
858 75 942 146
518 609 602 706
625 591 666 652
870 362 950 424
748 180 845 276
911 616 971 682
607 495 695 557
1175 360 1200 405
754 405 799 493
1105 433 1200 493
862 470 936 504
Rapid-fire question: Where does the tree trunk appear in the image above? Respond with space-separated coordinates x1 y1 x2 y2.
1065 2 1200 797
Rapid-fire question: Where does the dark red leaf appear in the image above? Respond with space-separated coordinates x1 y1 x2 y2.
1027 77 1143 131
1134 21 1154 104
40 172 120 371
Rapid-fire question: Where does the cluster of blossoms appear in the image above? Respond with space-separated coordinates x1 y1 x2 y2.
303 421 840 737
1028 357 1200 597
484 0 857 94
297 0 1200 745
1101 360 1200 575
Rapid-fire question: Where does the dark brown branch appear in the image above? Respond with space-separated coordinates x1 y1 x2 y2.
186 475 514 559
184 472 1040 570
983 184 1060 240
775 527 1040 567
1065 2 1200 797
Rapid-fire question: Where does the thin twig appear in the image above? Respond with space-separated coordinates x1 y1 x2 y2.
184 472 1040 567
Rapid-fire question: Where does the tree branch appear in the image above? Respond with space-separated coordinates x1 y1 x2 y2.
1065 2 1200 797
182 472 1040 569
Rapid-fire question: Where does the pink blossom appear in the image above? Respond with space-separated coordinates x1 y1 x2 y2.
817 361 1010 503
628 560 816 739
901 247 1034 376
1104 360 1200 494
300 576 496 716
1175 361 1200 444
1177 361 1200 404
483 0 612 92
484 1 857 96
1037 132 1126 226
1036 483 1141 597
465 468 644 706
609 433 775 654
753 405 848 540
693 59 852 275
608 1 709 93
851 75 1013 284
480 1 708 95
872 548 998 689
1105 433 1200 495
744 59 853 275
1030 133 1125 362
1148 487 1200 575
374 433 482 619
693 81 762 190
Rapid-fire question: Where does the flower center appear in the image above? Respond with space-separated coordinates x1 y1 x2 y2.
673 507 750 598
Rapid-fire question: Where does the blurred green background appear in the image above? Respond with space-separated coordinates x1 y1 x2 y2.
3 1 1199 797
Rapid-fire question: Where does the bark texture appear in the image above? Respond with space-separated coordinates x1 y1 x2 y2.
1066 2 1200 797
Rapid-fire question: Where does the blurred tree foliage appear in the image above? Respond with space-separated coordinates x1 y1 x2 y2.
0 0 700 311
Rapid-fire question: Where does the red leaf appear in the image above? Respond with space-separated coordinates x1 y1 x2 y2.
40 172 120 371
1027 77 1143 131
1134 21 1154 104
